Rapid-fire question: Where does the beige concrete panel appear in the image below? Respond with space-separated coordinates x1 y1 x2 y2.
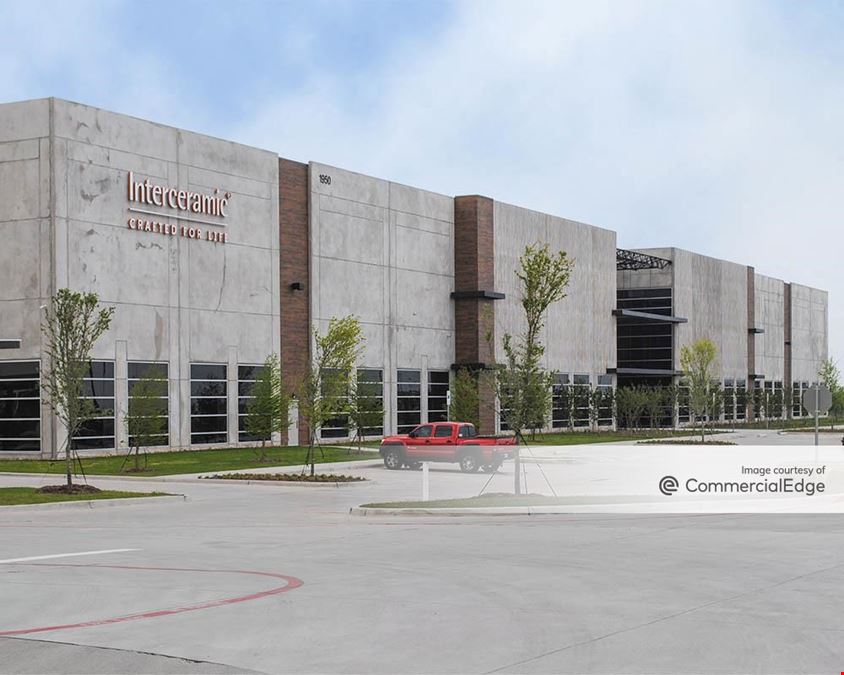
179 132 276 182
0 159 40 220
389 182 453 222
0 298 43 359
0 99 49 143
66 140 169 179
394 210 452 238
188 165 272 200
318 209 384 266
65 219 172 307
395 268 454 330
395 225 452 276
187 241 274 315
98 304 170 362
0 139 39 163
311 162 389 207
53 99 178 162
396 326 453 370
318 194 385 223
0 220 41 300
316 258 385 324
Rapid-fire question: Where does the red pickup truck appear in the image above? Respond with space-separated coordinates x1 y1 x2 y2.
380 422 516 473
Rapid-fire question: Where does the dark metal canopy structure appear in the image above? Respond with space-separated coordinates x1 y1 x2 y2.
616 249 671 271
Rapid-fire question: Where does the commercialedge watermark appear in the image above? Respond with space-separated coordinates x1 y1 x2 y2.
659 465 827 497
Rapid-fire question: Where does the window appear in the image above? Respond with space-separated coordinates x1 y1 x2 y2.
320 368 350 439
427 371 449 423
735 379 747 420
792 381 805 417
551 373 570 429
0 361 40 452
677 379 690 424
596 374 613 427
434 424 452 438
573 374 591 427
191 364 227 445
128 362 169 447
458 424 477 438
397 369 421 433
238 365 267 443
616 288 674 371
413 424 433 438
723 378 735 421
356 368 384 437
72 361 115 451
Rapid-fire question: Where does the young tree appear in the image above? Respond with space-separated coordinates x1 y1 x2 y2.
124 372 168 472
644 387 666 429
679 338 718 442
616 385 648 430
494 244 574 495
818 357 841 428
449 367 480 430
298 316 363 476
347 375 384 453
243 354 290 462
41 289 114 490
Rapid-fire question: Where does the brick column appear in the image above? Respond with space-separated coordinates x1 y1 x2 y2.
279 158 311 445
453 195 500 434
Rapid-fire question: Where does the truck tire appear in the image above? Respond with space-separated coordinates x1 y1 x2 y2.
383 447 403 470
459 451 481 473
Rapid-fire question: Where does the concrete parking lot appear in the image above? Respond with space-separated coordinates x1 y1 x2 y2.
2 432 844 674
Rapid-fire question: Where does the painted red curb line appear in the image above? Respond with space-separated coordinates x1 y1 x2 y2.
0 563 304 637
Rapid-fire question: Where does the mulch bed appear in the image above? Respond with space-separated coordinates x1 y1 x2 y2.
37 484 102 494
203 473 366 483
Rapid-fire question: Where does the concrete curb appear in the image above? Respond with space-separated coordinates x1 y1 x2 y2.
350 506 569 517
0 494 187 512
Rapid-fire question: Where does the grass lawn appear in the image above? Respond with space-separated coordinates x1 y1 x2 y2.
0 487 169 506
519 429 723 445
361 493 653 509
0 445 379 477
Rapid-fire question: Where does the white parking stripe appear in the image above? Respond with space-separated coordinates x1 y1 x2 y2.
0 548 139 564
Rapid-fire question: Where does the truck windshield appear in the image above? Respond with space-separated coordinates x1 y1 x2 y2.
458 425 477 438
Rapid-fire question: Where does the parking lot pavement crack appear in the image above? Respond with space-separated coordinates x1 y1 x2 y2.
483 556 844 674
0 635 263 674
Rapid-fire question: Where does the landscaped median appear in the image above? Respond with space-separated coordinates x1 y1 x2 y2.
0 446 380 477
202 472 366 485
0 486 172 507
353 493 657 516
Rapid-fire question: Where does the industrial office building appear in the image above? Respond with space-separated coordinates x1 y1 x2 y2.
0 98 828 457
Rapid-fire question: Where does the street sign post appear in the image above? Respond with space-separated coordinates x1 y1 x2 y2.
802 384 832 447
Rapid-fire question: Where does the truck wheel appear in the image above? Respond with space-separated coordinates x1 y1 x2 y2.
383 448 403 470
459 452 481 473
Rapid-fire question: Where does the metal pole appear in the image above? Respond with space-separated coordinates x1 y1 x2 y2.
422 462 429 502
815 387 820 448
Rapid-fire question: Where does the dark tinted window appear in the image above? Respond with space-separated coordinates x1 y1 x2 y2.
434 425 452 438
414 425 433 438
458 424 477 438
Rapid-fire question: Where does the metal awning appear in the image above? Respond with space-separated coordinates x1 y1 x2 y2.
612 309 687 323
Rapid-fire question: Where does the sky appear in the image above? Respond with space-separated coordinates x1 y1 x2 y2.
2 0 842 361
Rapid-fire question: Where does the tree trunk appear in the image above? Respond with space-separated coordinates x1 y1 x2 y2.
309 436 315 477
513 446 521 495
134 445 140 472
700 418 705 443
65 440 73 489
